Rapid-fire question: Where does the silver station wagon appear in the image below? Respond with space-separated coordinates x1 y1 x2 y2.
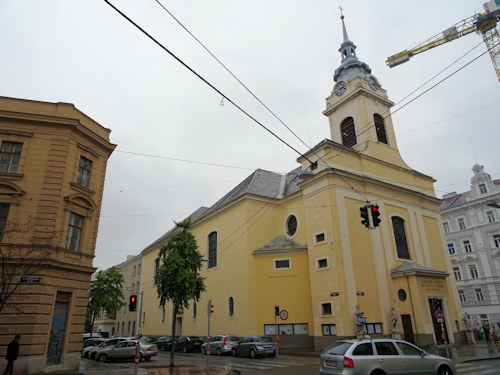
320 337 455 375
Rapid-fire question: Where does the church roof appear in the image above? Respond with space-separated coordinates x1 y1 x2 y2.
333 15 371 82
391 261 448 277
253 235 307 254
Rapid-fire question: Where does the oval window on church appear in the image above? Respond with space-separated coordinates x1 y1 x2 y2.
286 215 298 236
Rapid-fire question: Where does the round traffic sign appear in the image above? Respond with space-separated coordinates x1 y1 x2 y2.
435 309 444 320
280 309 288 320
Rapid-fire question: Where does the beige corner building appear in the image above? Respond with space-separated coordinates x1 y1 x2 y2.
0 97 115 373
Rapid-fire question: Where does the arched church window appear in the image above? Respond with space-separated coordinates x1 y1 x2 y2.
340 117 357 147
392 217 411 260
374 114 388 144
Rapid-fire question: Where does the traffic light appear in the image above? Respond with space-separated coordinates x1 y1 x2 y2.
360 205 370 228
207 299 214 317
371 204 381 227
275 305 279 316
129 295 137 312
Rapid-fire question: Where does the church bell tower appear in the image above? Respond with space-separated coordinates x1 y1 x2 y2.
323 14 407 167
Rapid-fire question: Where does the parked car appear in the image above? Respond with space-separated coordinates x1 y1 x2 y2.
232 336 276 358
84 337 129 359
156 336 177 351
320 337 456 375
174 336 204 353
201 335 239 356
82 338 106 350
95 339 158 362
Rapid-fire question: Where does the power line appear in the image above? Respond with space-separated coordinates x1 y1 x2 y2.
104 0 314 165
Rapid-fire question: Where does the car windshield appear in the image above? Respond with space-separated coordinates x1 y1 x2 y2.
257 337 273 343
323 342 353 355
226 336 238 341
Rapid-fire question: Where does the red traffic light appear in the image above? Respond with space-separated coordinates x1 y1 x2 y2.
131 296 136 303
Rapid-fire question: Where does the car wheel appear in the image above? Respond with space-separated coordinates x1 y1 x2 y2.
250 349 256 359
183 346 188 353
232 348 237 357
370 371 385 375
201 346 206 355
144 356 151 362
437 365 453 375
84 352 89 359
216 347 222 356
98 354 107 363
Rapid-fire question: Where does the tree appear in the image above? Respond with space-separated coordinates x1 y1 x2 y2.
0 221 53 313
86 267 125 336
156 219 206 367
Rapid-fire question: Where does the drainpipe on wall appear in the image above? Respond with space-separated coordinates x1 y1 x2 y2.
406 275 419 346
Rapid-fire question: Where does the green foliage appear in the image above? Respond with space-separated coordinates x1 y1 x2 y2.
86 267 125 329
156 219 206 310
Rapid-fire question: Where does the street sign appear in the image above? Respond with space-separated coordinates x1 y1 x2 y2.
357 316 367 324
279 310 288 320
435 309 444 320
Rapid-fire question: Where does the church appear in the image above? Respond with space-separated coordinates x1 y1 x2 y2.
136 15 465 350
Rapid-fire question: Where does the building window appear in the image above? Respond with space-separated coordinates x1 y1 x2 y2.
392 217 411 259
340 117 357 147
374 114 388 144
286 215 298 236
76 156 92 188
475 288 484 302
161 307 165 322
493 234 500 248
228 296 234 317
321 303 332 316
443 222 450 233
459 290 466 303
137 263 141 274
479 183 487 194
487 211 495 224
322 324 337 336
317 258 328 269
0 141 23 173
463 240 472 253
367 323 383 334
274 259 291 270
193 302 197 319
65 212 84 251
453 267 462 281
458 218 466 230
0 203 10 242
315 232 326 243
128 321 130 334
469 264 479 279
448 243 455 255
208 231 217 268
154 257 160 285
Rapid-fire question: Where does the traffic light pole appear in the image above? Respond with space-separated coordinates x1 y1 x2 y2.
274 305 279 358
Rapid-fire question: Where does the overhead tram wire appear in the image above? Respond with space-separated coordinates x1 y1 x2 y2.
154 0 319 155
104 0 314 166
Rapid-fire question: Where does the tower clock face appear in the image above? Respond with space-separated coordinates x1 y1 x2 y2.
368 77 379 91
335 81 346 96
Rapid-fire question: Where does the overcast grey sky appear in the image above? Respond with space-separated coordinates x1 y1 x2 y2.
1 1 498 271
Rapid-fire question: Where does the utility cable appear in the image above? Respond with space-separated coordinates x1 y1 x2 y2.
104 0 314 165
154 0 312 153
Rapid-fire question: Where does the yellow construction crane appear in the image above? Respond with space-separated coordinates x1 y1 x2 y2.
386 1 500 82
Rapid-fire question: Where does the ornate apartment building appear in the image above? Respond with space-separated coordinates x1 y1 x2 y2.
0 97 115 374
441 164 500 331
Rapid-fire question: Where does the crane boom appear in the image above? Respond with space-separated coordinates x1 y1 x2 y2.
386 1 500 82
386 15 478 68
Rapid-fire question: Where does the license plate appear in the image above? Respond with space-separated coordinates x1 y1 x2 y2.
325 360 337 367
265 349 274 353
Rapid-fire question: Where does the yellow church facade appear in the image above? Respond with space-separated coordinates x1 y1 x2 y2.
136 17 464 350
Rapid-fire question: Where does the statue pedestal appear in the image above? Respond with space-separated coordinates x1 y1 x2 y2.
465 330 476 344
391 331 402 339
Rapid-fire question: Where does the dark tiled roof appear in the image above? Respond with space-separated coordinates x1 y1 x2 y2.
440 192 469 210
143 206 209 252
391 261 448 277
253 235 307 254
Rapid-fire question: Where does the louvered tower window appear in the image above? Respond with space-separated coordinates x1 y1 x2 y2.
374 114 388 144
340 117 357 147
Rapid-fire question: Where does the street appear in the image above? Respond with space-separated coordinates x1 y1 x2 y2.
80 351 500 375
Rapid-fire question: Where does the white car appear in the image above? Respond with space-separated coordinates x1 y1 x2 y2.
320 337 455 375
